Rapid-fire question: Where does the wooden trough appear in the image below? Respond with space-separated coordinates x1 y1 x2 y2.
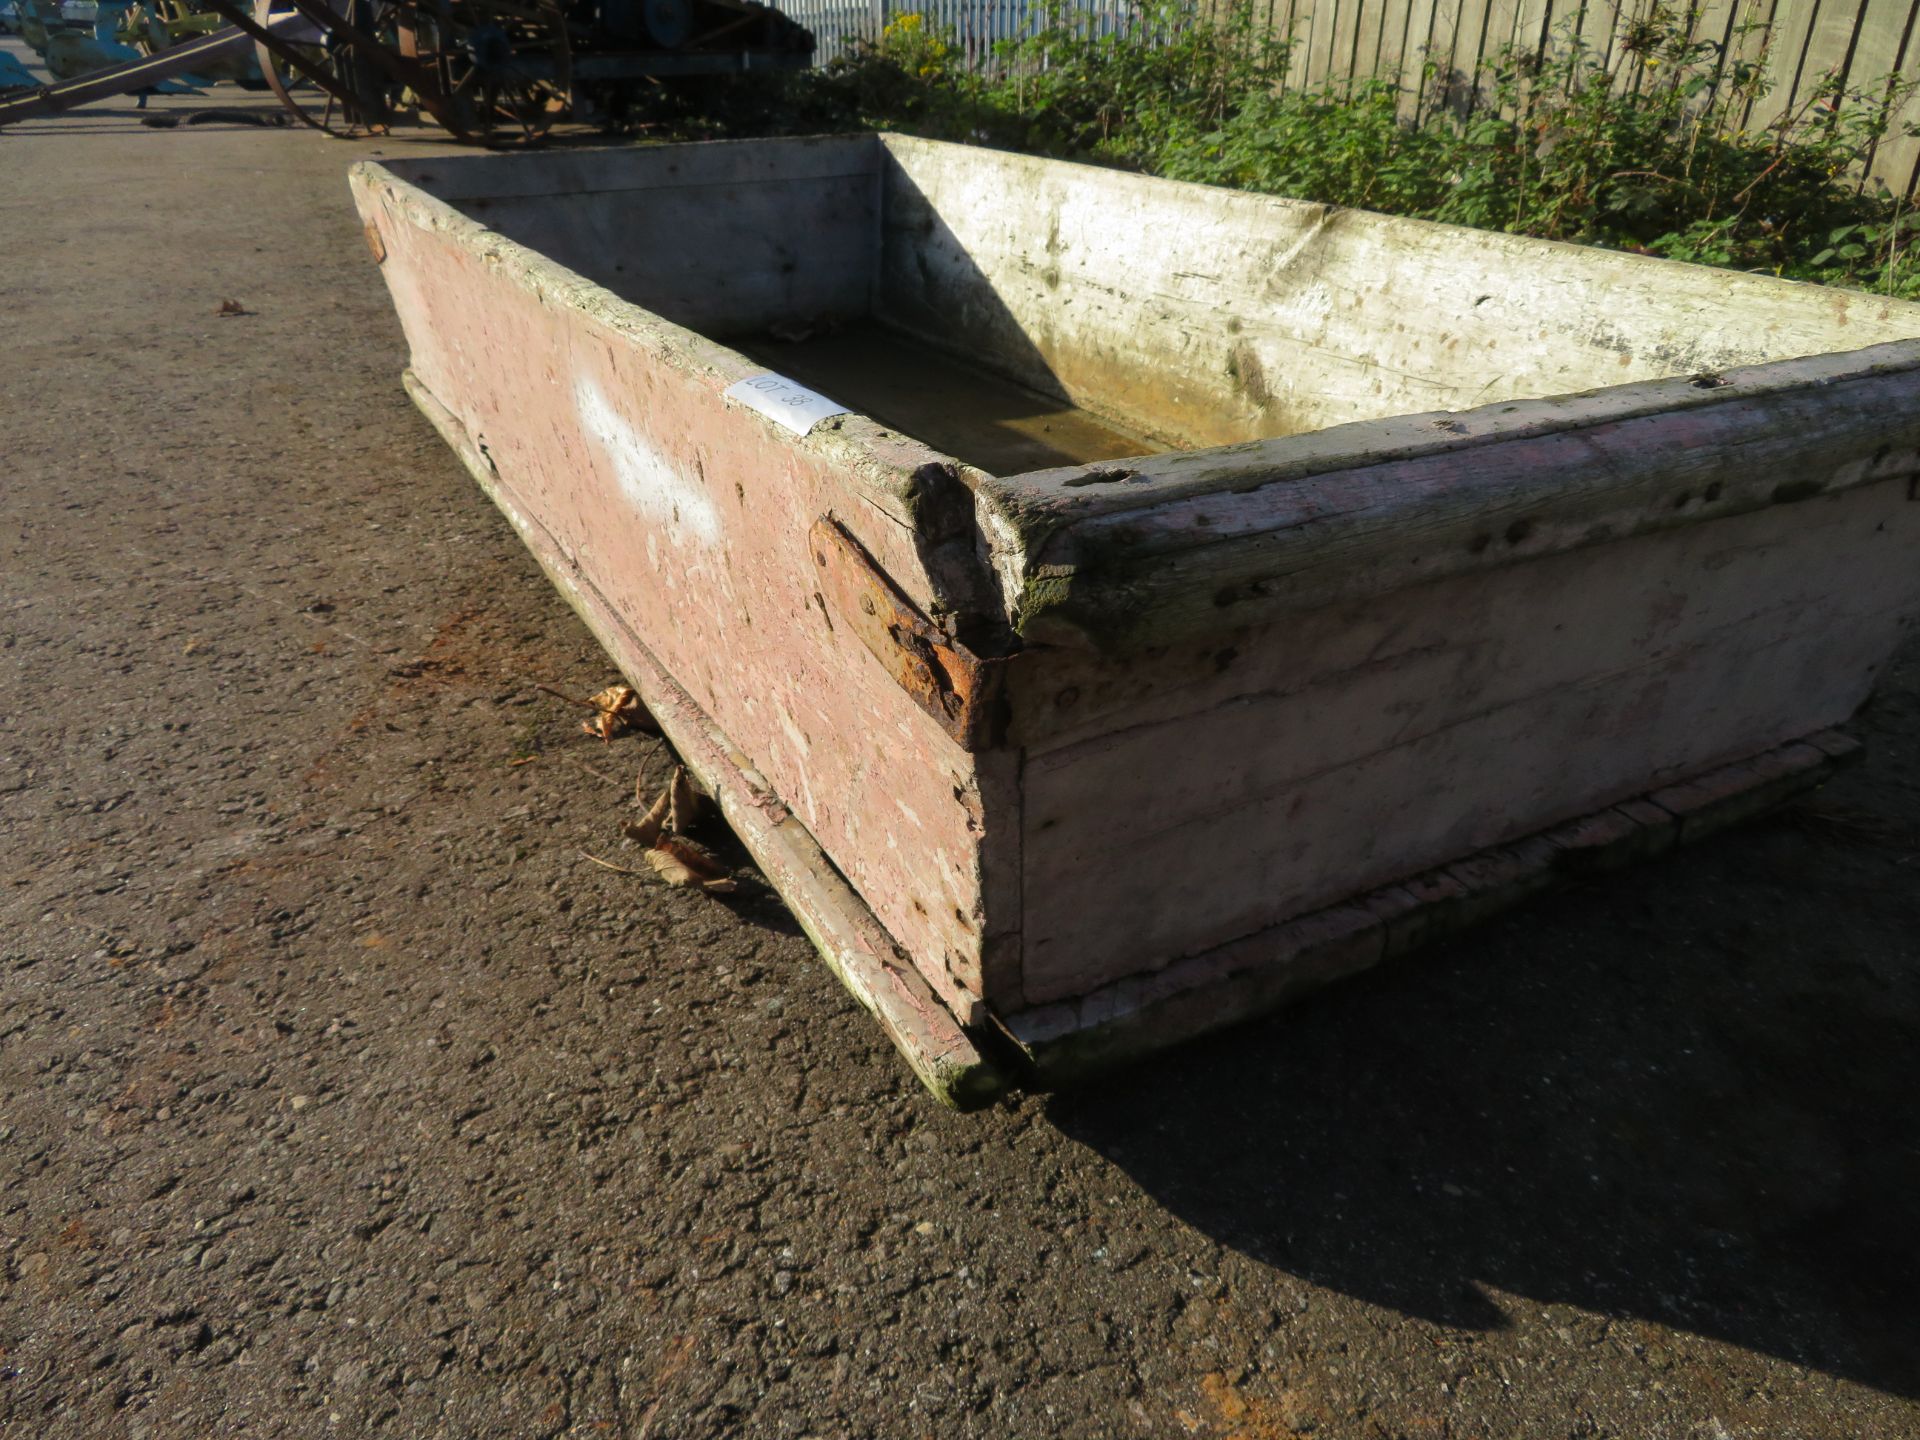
350 135 1920 1105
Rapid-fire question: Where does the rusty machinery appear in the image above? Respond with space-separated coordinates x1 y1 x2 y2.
205 0 813 142
0 0 812 143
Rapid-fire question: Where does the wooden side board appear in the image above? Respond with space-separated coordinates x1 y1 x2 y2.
405 371 1005 1108
985 345 1920 653
378 138 885 339
376 135 882 203
1012 479 1919 1004
351 161 1016 1023
1004 731 1865 1085
876 134 1920 450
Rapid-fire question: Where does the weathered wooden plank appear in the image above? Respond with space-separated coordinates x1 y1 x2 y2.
1000 433 1917 750
1271 0 1309 84
1013 484 1917 1001
1302 0 1340 83
1804 0 1875 103
1374 0 1420 112
1729 0 1784 131
1852 0 1920 190
381 133 879 202
1003 894 1393 1075
1329 0 1370 86
1537 802 1677 875
1800 728 1868 765
1647 740 1836 839
471 173 877 338
1451 0 1504 110
881 135 1920 497
1572 0 1620 73
1352 0 1392 82
1686 0 1747 127
353 155 1015 1023
400 372 1006 1109
996 347 1920 652
1394 0 1441 117
1426 0 1474 106
380 140 884 340
1509 0 1556 61
1745 0 1828 133
1004 730 1855 1085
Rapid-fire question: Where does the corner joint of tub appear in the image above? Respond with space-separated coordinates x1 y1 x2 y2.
810 517 1008 752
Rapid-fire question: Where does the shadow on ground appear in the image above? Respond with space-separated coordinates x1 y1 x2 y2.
1048 788 1920 1398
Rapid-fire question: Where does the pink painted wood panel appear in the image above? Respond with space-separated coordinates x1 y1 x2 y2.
353 169 1010 1018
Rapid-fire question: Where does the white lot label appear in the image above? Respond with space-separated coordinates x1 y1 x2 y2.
724 373 848 435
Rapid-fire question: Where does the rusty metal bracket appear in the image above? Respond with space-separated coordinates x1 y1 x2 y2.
809 518 1003 752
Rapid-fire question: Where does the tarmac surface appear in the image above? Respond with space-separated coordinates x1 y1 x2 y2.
4 45 1919 1438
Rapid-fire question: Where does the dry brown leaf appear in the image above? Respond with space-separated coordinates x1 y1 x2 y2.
215 298 249 317
607 763 733 897
645 834 736 894
624 788 671 849
581 684 652 741
536 681 658 742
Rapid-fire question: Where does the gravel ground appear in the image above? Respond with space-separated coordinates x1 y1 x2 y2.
4 54 1919 1439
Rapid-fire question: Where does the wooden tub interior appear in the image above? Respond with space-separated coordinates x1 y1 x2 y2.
381 133 1917 475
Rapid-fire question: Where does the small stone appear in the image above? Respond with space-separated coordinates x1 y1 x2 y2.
913 1221 937 1238
290 1095 311 1112
772 1270 795 1296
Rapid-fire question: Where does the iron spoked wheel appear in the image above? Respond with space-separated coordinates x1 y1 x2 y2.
253 0 397 136
420 0 570 146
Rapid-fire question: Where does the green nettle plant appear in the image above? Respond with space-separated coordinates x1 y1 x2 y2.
717 0 1920 299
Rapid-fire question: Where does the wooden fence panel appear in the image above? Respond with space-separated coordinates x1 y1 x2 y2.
764 0 1920 193
1748 0 1833 130
1418 0 1463 112
1353 0 1391 81
1566 0 1618 69
1689 0 1747 82
1307 0 1343 85
1375 0 1421 113
1860 0 1920 193
1510 0 1559 61
1393 0 1441 114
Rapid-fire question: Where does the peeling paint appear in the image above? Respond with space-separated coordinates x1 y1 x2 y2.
575 376 721 545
